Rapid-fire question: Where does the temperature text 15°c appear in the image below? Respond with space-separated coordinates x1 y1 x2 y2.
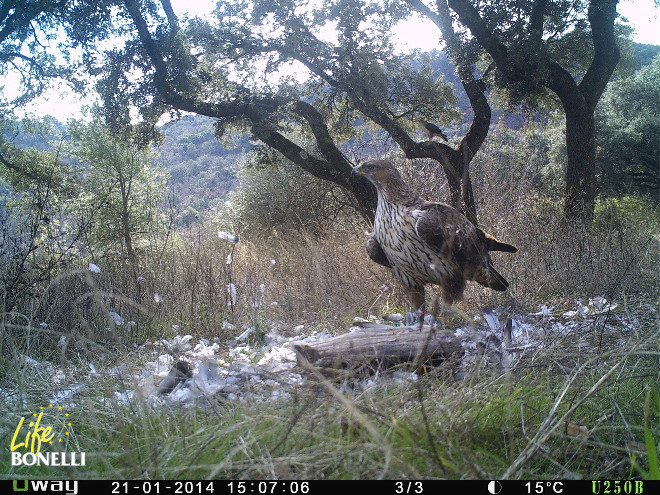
525 482 564 494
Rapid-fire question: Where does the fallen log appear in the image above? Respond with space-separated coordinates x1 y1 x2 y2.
293 323 463 375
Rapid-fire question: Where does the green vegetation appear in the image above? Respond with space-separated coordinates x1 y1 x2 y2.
2 129 658 478
596 54 660 198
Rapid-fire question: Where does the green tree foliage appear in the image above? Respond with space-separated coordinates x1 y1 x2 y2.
406 0 626 222
0 118 83 313
633 43 660 69
91 0 498 222
1 0 71 109
0 0 115 185
1 117 73 188
223 144 361 236
66 112 169 260
596 54 660 199
0 0 117 114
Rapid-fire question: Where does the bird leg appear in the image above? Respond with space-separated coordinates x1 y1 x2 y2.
406 287 426 314
405 287 428 331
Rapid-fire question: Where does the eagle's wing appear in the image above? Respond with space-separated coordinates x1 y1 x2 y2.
366 232 391 268
412 202 513 292
412 202 517 254
412 202 475 257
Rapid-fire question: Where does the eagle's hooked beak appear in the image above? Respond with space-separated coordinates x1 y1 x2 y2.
351 165 362 177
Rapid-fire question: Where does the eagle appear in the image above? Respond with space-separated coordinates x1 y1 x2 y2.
421 121 448 141
351 160 517 312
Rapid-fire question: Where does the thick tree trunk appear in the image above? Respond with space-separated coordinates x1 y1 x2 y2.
443 148 478 226
446 0 620 225
564 104 596 223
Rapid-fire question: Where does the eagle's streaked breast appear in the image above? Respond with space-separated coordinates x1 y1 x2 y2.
374 196 450 290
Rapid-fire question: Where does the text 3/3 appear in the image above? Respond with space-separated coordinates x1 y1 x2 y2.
394 482 423 494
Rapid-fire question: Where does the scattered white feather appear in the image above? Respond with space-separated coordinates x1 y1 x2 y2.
218 230 239 244
52 383 85 403
109 311 124 326
236 327 253 342
533 305 553 317
41 295 630 407
483 309 500 330
227 283 237 306
88 263 101 273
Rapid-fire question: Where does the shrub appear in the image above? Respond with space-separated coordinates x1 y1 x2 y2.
221 146 362 237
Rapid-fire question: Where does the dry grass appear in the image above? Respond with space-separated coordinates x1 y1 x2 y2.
2 157 657 367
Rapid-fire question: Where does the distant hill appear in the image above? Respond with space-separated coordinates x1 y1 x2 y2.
1 116 67 151
634 43 660 68
156 115 252 224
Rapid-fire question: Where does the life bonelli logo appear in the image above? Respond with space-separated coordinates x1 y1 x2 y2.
9 404 86 467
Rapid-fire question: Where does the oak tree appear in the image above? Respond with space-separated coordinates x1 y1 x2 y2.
416 0 623 222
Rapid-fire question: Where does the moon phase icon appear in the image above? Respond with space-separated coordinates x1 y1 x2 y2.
488 481 502 494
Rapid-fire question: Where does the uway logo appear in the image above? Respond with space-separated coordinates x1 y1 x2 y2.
9 404 86 467
12 480 78 495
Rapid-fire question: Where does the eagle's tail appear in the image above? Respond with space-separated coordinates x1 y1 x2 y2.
480 230 518 253
476 263 509 292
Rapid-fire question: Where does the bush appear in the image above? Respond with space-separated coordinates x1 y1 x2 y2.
221 146 362 237
594 196 660 232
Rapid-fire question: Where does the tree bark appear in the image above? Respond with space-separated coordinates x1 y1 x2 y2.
250 118 378 222
405 0 492 226
564 102 597 221
123 0 491 226
122 0 379 222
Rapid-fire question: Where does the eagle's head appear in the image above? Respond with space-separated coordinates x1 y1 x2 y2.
351 160 419 204
351 160 402 185
351 160 420 203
